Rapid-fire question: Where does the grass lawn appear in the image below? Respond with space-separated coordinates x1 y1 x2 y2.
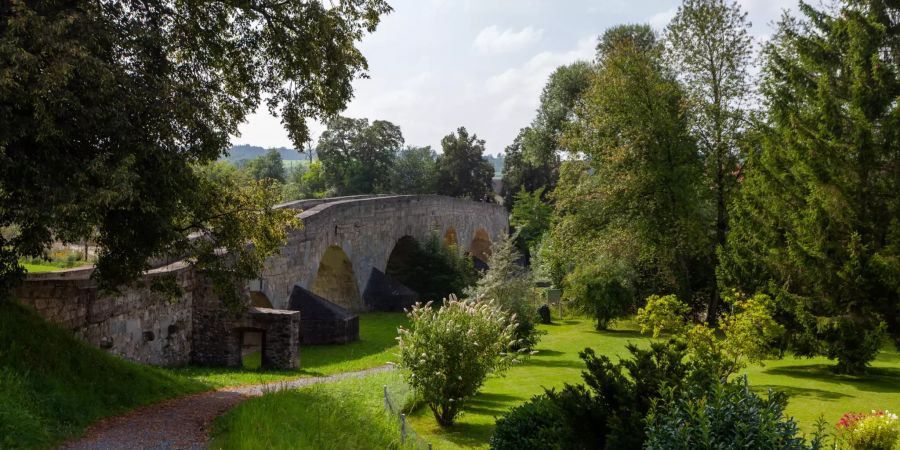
0 302 207 450
406 316 900 449
21 262 66 273
210 371 418 450
168 311 408 387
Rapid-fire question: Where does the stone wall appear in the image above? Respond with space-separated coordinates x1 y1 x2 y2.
14 263 196 366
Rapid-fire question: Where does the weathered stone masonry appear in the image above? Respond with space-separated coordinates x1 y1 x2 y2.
14 195 507 369
14 263 197 366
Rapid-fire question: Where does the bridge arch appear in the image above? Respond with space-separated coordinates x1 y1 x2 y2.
310 245 363 311
385 235 419 283
469 228 492 267
443 227 458 249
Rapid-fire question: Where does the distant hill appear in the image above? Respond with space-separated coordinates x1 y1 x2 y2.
224 145 315 162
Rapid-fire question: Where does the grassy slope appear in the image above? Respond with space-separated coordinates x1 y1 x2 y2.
167 312 408 387
0 302 207 449
408 317 900 450
210 371 418 450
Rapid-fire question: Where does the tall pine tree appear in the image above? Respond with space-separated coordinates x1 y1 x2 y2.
722 0 900 373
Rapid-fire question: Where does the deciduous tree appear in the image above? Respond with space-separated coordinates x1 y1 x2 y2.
435 127 495 202
666 0 754 323
0 0 390 297
315 116 404 195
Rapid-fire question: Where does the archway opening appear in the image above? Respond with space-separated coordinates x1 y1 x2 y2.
240 329 264 370
385 235 419 285
443 228 458 249
470 228 491 268
311 245 363 311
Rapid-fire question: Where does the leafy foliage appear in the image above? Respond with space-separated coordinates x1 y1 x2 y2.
509 187 552 256
489 394 567 450
836 410 900 450
645 376 826 450
389 146 439 194
397 297 520 426
466 234 542 350
665 0 754 322
315 116 404 195
490 340 695 450
546 24 709 327
636 292 784 379
636 294 692 338
386 234 476 303
0 0 389 297
435 127 495 202
241 149 286 183
190 163 301 307
501 62 593 209
719 0 900 373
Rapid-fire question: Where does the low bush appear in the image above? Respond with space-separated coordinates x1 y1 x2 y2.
490 340 695 449
489 394 568 450
397 297 520 426
636 291 784 379
645 376 826 450
387 234 477 302
836 410 900 450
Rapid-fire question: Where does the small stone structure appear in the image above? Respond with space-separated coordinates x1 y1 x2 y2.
191 303 300 369
363 268 419 312
288 285 359 344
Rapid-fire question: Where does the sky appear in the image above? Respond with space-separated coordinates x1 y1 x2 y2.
234 0 798 156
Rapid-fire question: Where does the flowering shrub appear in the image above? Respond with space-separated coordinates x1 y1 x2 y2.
396 295 522 426
636 291 784 379
836 410 899 450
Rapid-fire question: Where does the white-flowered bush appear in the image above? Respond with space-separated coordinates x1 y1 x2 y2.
396 295 522 426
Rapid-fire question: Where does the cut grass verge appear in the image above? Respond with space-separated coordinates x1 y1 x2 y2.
0 302 207 449
210 370 419 450
167 311 408 387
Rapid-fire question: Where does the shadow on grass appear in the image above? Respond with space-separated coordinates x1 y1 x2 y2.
524 357 587 370
753 384 851 401
590 329 645 339
429 421 498 448
763 365 900 394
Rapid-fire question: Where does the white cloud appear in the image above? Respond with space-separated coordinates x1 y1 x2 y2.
484 35 596 121
474 25 544 54
648 7 676 31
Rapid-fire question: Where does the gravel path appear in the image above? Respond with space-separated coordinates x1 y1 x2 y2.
60 364 395 450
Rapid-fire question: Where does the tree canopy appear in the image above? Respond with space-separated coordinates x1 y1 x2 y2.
720 0 900 373
315 116 404 195
0 0 390 296
436 127 495 202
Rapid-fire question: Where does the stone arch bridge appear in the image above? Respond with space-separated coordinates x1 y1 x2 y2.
257 195 509 312
15 195 507 369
